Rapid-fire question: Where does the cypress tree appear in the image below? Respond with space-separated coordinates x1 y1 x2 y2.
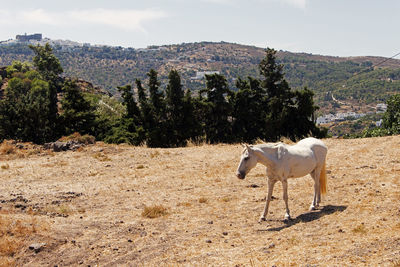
165 69 186 147
233 77 268 142
200 73 234 143
60 80 96 136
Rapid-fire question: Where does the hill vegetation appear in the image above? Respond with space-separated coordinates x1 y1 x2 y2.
1 41 400 112
0 44 327 146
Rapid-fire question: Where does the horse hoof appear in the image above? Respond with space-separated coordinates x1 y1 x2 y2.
258 217 266 223
284 214 291 221
309 206 316 211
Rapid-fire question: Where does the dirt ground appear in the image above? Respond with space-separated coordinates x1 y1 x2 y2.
1 136 400 266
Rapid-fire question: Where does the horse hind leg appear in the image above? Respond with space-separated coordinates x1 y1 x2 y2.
309 169 321 211
282 179 291 221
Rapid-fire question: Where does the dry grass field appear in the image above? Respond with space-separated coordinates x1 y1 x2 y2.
0 136 400 266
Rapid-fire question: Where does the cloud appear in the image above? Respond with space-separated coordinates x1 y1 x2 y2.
280 0 307 9
18 9 60 25
69 9 168 32
208 0 309 9
201 0 234 4
1 8 168 32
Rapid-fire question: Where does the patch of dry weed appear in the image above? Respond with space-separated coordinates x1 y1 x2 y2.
142 205 169 218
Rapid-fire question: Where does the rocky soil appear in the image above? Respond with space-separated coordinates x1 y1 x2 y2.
0 136 400 266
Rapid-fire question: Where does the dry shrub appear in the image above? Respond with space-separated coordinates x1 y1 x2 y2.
0 237 20 257
0 257 15 267
59 132 95 145
142 205 168 218
352 224 367 234
92 152 111 161
393 260 400 267
149 151 160 158
279 137 295 144
177 202 192 207
198 197 208 204
186 138 208 147
220 196 231 203
0 212 44 262
254 138 266 145
0 141 15 155
1 164 9 170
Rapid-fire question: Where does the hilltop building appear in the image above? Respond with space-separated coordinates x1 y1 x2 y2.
191 71 220 80
16 33 42 42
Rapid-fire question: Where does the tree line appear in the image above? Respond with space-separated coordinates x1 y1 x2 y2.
0 44 327 147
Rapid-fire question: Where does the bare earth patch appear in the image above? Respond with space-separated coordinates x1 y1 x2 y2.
0 136 400 266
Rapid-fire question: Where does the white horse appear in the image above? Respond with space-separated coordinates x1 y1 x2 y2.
236 137 327 222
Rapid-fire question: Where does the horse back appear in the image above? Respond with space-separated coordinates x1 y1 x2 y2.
283 138 327 178
297 137 327 163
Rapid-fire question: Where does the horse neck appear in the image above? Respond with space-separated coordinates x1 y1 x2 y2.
253 146 278 167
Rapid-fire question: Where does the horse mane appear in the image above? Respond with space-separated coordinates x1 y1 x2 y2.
251 143 283 166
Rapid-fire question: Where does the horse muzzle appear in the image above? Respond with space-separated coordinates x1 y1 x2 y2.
236 171 245 179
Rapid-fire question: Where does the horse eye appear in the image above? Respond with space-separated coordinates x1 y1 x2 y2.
244 156 249 161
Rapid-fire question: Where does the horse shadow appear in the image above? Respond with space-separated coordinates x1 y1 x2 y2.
259 205 347 232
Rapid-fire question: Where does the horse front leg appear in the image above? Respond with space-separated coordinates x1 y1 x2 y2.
282 179 291 221
259 178 276 223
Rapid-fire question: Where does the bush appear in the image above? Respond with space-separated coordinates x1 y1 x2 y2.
58 132 95 144
141 205 168 218
0 140 16 155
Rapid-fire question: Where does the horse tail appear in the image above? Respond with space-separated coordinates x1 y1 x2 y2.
320 160 327 195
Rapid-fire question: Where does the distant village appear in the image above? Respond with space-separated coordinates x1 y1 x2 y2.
0 33 92 50
316 103 387 126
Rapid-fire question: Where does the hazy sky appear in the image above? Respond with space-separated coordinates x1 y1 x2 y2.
1 0 399 57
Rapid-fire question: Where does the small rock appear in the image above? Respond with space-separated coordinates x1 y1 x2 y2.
268 243 275 249
206 240 212 243
128 239 133 243
29 243 46 253
207 221 213 224
222 232 228 236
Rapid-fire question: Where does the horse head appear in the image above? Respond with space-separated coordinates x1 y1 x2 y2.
236 144 258 179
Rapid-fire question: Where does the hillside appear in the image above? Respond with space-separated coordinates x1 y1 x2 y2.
1 136 400 265
1 41 400 112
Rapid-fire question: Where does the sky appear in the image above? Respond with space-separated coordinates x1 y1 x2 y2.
1 0 399 57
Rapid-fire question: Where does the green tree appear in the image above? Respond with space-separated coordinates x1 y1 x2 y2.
259 48 294 140
233 77 269 142
60 80 96 136
104 84 144 145
165 70 187 147
182 89 202 142
383 94 400 133
29 43 64 138
145 69 168 147
0 74 53 143
199 73 234 143
118 84 141 123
